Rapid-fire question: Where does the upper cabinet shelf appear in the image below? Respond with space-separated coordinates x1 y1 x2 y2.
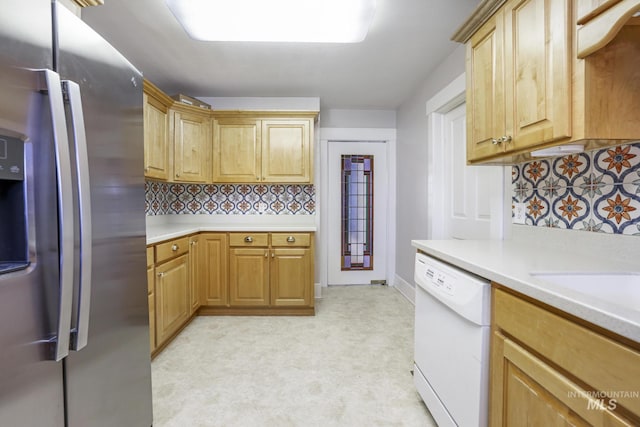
454 0 640 164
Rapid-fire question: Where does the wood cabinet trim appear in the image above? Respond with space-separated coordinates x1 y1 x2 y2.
577 1 640 58
578 0 625 24
451 0 508 43
143 79 174 107
212 110 318 120
71 0 103 6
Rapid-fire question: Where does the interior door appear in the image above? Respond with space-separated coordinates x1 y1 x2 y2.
328 141 388 285
444 104 502 239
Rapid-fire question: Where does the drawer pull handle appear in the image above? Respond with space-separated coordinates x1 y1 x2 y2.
171 244 179 251
286 236 296 243
244 236 253 243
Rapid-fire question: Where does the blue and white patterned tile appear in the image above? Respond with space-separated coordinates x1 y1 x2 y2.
592 185 640 235
621 168 640 196
551 153 590 187
551 188 590 230
522 159 551 189
539 177 565 199
592 143 640 186
523 190 551 227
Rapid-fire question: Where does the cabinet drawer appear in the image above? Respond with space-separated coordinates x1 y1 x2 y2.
155 237 189 263
271 233 311 247
229 233 268 247
494 288 640 416
146 246 154 268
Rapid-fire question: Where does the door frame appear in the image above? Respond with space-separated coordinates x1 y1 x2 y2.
426 72 511 240
318 128 397 291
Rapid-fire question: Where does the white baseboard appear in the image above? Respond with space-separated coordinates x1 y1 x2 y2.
394 274 415 305
315 283 322 299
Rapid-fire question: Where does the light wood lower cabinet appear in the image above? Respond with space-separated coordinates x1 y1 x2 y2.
270 248 312 307
490 287 640 426
155 254 190 347
188 235 201 315
229 248 270 306
149 231 314 355
200 233 228 306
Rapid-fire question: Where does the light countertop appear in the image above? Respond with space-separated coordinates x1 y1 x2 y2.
412 228 640 342
146 214 317 245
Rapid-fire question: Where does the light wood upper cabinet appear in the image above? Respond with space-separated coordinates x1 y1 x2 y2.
212 118 261 183
172 106 211 183
490 287 640 426
212 113 316 184
143 80 171 180
262 119 312 183
200 233 229 307
466 11 505 160
457 0 640 163
465 0 572 162
504 0 572 152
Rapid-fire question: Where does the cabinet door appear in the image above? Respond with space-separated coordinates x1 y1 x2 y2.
270 248 311 307
148 292 155 353
229 248 269 306
188 235 201 315
491 331 633 427
201 233 228 306
143 93 169 180
261 119 312 183
173 110 210 182
212 118 261 182
147 265 155 352
503 0 571 151
466 11 505 161
155 254 190 346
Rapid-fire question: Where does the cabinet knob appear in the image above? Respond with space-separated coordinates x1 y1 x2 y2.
265 251 268 258
271 252 275 258
190 241 197 246
176 173 181 178
171 244 179 251
501 135 512 144
256 176 260 181
286 236 296 243
492 138 501 145
244 236 253 243
157 272 165 278
144 167 149 172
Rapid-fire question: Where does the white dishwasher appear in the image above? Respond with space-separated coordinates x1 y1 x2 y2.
413 252 490 427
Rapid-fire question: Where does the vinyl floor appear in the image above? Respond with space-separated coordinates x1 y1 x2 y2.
152 285 437 427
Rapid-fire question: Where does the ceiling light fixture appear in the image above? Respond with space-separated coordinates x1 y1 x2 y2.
165 0 376 43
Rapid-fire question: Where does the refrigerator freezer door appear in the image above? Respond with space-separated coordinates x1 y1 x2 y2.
0 2 65 425
55 5 153 427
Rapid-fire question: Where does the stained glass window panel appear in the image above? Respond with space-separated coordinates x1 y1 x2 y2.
341 155 373 271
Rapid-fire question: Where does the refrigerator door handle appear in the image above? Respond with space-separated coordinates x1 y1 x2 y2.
63 80 92 352
38 69 74 361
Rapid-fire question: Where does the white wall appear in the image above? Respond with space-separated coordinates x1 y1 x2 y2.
395 45 466 285
321 109 396 129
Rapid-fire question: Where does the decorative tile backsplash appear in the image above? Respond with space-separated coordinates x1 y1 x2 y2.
145 181 315 215
512 142 640 235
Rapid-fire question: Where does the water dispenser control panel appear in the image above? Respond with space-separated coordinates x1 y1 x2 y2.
0 136 24 181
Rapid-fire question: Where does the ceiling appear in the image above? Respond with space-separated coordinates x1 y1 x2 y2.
82 0 479 110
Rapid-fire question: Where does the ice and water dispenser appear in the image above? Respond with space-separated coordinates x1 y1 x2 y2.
0 135 28 273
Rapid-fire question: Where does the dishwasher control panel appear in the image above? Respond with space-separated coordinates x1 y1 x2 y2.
422 264 456 296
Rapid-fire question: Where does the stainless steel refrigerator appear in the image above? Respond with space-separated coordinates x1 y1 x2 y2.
0 1 153 425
